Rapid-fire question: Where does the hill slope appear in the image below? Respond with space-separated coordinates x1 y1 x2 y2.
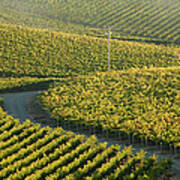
0 107 173 179
0 0 179 44
0 24 179 78
37 67 180 146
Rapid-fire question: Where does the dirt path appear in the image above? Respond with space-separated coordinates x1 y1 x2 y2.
0 91 40 124
0 91 180 179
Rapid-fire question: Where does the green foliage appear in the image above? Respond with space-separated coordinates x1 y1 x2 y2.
0 1 178 178
0 24 179 78
0 107 172 179
37 67 180 145
0 0 179 44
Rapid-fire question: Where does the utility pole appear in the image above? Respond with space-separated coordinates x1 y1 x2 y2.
106 26 112 71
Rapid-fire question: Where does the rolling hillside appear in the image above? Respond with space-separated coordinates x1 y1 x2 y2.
0 24 179 78
0 0 179 44
0 2 180 178
37 67 180 146
0 0 180 178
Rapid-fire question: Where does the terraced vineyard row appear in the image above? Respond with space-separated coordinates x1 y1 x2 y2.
0 24 179 78
0 107 172 179
0 0 179 43
37 67 180 148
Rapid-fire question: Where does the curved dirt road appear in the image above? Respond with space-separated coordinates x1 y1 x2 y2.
0 91 180 179
0 91 40 124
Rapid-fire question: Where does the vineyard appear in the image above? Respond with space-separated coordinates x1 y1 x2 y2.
0 4 180 177
0 24 179 78
0 0 179 44
0 107 173 179
37 67 180 148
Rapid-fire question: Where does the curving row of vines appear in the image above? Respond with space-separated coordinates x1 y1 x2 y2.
0 107 173 179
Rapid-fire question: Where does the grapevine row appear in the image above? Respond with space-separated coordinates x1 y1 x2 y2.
0 107 173 179
0 24 179 78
